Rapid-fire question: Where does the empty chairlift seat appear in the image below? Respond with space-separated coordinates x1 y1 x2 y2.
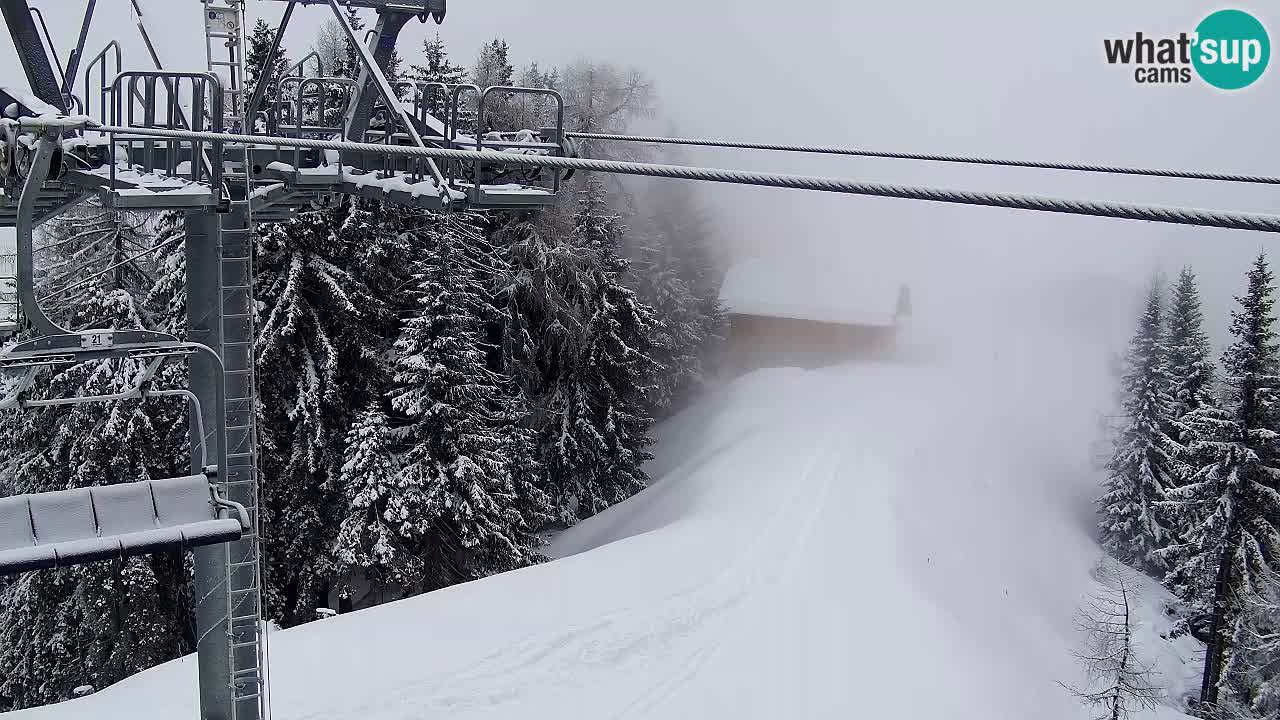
0 475 250 575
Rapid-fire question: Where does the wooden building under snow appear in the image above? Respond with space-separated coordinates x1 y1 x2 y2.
718 259 910 374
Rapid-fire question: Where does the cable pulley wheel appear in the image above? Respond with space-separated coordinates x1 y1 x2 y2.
13 143 29 180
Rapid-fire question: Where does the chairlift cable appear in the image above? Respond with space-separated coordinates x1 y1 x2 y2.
566 131 1280 187
90 124 1280 235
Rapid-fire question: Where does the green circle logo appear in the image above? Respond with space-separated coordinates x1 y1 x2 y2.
1193 9 1270 89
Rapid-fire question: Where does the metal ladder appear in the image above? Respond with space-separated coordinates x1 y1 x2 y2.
203 3 264 718
202 0 248 133
219 202 264 720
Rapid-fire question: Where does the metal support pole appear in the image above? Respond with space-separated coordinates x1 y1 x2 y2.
0 0 66 111
186 208 233 720
188 202 263 720
130 0 168 72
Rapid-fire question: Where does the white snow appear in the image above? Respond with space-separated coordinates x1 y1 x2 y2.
4 316 1201 720
267 162 462 200
0 87 60 117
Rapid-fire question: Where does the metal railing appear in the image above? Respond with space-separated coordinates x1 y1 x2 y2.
273 76 356 174
105 71 224 205
83 40 122 128
446 85 566 202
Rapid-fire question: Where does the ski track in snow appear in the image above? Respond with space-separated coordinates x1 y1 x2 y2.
319 432 844 720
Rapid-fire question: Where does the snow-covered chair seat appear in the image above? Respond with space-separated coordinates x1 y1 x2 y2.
0 475 249 575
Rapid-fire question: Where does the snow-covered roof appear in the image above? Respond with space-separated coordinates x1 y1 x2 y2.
718 257 904 327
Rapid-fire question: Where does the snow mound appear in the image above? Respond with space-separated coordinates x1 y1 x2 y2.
7 337 1200 719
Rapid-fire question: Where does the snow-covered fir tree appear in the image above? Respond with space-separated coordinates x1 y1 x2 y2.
472 38 517 132
629 237 706 415
472 38 514 89
410 33 472 130
1157 266 1221 595
332 403 423 597
1230 569 1280 718
1161 254 1280 712
1099 280 1181 573
1167 267 1219 427
255 200 396 626
412 32 468 85
629 146 727 415
494 177 671 524
390 215 547 588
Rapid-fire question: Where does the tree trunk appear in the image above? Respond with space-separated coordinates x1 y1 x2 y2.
1200 532 1237 708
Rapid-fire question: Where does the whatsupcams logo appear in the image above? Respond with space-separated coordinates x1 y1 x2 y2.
1103 9 1270 89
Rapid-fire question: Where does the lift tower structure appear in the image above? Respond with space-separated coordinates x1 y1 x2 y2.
0 2 573 719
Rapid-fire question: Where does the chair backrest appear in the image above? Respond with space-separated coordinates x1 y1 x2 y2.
28 488 98 545
151 475 217 526
0 475 241 575
0 495 35 552
92 480 162 536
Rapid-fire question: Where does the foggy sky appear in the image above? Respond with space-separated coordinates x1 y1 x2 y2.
3 0 1278 352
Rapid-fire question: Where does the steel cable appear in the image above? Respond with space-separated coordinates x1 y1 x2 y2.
566 131 1280 186
91 124 1280 234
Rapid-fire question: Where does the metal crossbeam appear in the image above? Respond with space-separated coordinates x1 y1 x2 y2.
0 0 65 111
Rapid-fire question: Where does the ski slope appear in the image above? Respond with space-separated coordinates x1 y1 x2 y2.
8 325 1203 720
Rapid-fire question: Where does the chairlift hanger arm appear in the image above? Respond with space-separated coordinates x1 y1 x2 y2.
14 132 67 336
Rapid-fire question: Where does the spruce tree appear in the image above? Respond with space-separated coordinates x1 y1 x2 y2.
472 38 516 132
1164 254 1280 711
255 199 394 625
390 216 545 588
332 403 423 595
1167 267 1218 425
411 33 471 131
412 33 467 85
631 239 705 415
550 180 658 521
632 151 727 413
472 38 514 89
1157 266 1220 596
1099 280 1181 573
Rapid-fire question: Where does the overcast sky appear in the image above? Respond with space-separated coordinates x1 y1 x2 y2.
4 0 1278 352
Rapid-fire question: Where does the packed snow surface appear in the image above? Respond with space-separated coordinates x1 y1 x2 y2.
8 325 1201 719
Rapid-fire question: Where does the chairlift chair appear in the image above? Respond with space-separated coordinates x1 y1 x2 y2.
0 125 248 578
0 330 248 576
